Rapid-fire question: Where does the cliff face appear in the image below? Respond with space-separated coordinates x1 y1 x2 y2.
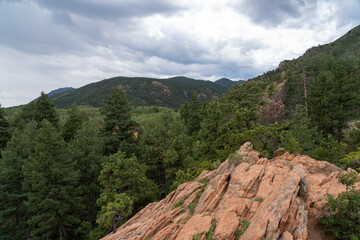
101 143 358 240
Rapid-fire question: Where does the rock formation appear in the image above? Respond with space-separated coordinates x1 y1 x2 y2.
101 142 359 240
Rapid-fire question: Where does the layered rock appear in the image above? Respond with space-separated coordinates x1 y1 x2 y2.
101 142 358 240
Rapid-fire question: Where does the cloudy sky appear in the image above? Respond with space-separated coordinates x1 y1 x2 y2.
1 0 360 107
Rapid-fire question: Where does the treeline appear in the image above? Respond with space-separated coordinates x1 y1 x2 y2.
0 55 360 239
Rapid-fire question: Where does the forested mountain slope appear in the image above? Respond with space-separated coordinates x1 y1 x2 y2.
50 76 233 108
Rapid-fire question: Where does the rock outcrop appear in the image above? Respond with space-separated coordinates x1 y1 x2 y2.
101 143 359 240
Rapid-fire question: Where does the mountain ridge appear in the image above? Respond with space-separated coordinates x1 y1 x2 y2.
49 76 240 108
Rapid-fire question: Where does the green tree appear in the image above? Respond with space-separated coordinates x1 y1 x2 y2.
101 88 139 156
93 152 157 238
68 122 104 238
0 122 36 239
344 122 360 152
193 96 223 162
0 104 10 154
35 92 60 128
281 105 321 155
181 91 202 136
311 134 346 165
240 122 288 158
140 111 192 196
308 59 358 140
23 120 81 240
339 148 360 171
63 103 88 142
13 92 59 129
96 193 132 235
214 107 258 160
321 171 360 240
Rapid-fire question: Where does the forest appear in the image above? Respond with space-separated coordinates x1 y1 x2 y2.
0 55 360 240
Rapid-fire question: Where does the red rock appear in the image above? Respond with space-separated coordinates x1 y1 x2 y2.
101 143 358 240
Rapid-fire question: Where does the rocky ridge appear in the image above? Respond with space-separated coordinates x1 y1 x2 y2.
101 143 359 240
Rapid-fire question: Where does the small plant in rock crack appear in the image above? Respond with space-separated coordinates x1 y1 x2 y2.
228 152 244 166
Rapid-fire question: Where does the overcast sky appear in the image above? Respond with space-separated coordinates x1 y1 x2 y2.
1 0 360 107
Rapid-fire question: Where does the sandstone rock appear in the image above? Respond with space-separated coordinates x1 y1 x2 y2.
101 143 358 240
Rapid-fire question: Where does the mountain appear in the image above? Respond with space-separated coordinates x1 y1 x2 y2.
32 87 74 102
50 76 234 108
215 78 244 88
303 25 360 61
101 142 351 240
248 25 360 125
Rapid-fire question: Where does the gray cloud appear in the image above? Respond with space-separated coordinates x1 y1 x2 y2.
35 0 183 20
239 0 318 27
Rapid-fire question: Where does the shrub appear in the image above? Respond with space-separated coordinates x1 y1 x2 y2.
320 171 360 240
228 152 243 166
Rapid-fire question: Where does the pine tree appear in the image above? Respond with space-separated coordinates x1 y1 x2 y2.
140 111 191 196
13 92 59 129
181 91 202 136
308 59 358 140
63 103 88 142
101 88 138 156
69 122 104 237
35 92 59 128
93 152 157 238
0 104 10 154
0 122 36 239
23 120 81 239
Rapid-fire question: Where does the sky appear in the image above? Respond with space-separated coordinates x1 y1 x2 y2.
1 0 360 107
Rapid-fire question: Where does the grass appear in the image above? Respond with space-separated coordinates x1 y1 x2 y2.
234 220 250 239
205 219 217 240
172 199 184 209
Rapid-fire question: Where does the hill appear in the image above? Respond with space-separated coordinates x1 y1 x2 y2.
50 76 233 108
248 25 360 125
101 142 353 240
32 87 74 102
304 25 360 61
215 78 244 88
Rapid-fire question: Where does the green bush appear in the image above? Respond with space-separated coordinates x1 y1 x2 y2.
320 172 360 240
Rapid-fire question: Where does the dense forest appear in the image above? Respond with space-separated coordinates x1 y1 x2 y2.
1 27 360 239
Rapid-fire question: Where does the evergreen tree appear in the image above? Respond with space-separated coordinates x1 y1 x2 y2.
35 92 60 128
93 152 157 238
193 96 222 162
140 111 192 196
101 88 138 156
13 92 59 129
68 122 104 238
0 104 10 154
181 91 202 136
63 103 88 142
308 59 358 140
23 120 80 240
282 105 321 155
311 134 346 165
0 122 36 239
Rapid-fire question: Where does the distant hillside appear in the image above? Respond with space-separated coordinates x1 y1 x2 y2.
50 76 234 108
32 87 74 102
215 78 244 88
